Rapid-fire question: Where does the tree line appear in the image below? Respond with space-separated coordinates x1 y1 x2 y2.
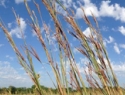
0 85 124 94
0 85 58 94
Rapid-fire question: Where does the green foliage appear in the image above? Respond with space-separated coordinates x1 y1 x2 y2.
9 86 16 94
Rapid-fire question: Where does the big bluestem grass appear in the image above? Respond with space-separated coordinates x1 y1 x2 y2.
0 0 124 95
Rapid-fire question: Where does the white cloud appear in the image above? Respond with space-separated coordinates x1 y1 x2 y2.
99 1 125 22
75 1 125 22
83 0 91 4
6 55 14 61
102 59 123 76
15 0 31 4
114 43 120 54
79 57 125 78
8 22 13 28
76 2 99 18
83 27 91 37
120 44 125 49
103 40 107 47
98 59 125 75
83 27 97 39
0 0 6 7
99 1 115 17
76 63 84 73
105 36 114 44
80 57 89 65
110 61 125 78
55 3 67 16
118 26 125 36
0 44 4 47
73 2 77 9
0 61 32 87
112 63 125 72
75 8 84 19
103 36 114 47
79 57 125 74
9 18 27 39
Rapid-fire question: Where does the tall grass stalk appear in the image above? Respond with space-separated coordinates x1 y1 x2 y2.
0 0 124 95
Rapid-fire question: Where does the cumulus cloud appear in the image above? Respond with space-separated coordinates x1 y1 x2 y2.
105 36 114 44
103 36 114 47
82 0 91 4
118 26 125 36
99 1 125 22
9 18 27 39
15 0 31 4
114 43 120 54
120 44 125 49
76 2 99 18
75 0 125 22
0 61 32 87
99 1 115 17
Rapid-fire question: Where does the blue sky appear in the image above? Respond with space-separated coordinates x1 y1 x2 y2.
0 0 125 88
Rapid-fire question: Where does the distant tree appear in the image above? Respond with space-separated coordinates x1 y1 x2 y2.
9 86 16 94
